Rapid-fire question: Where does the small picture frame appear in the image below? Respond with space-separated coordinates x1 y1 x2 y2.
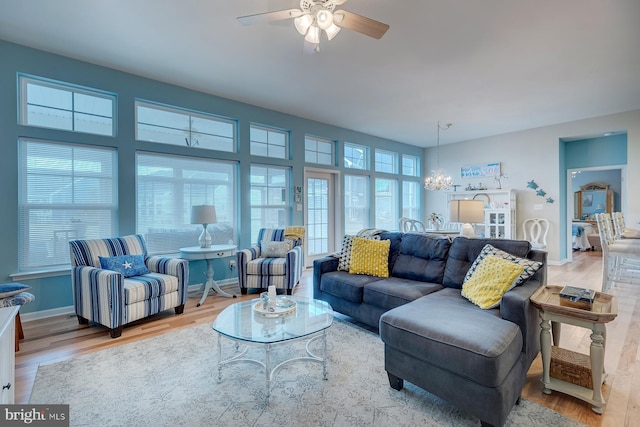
294 194 302 203
294 186 302 194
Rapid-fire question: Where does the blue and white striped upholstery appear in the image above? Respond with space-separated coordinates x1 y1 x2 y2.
237 228 303 295
69 234 188 337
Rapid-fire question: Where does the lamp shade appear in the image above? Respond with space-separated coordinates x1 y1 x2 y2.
449 200 485 224
191 205 217 225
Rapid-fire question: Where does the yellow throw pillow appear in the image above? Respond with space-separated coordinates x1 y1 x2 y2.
349 237 391 278
461 255 525 309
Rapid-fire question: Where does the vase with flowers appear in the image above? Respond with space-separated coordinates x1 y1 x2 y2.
427 212 444 231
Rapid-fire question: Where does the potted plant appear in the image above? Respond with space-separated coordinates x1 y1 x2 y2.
427 212 444 230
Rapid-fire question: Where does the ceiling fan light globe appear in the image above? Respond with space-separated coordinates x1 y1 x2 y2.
316 10 333 30
305 25 320 44
294 14 313 35
325 23 341 40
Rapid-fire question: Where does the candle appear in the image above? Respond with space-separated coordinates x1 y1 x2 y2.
268 285 277 305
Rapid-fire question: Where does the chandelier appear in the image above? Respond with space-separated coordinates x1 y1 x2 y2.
424 122 453 191
293 1 342 44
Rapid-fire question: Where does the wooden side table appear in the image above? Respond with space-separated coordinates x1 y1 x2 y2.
530 285 617 414
179 245 237 306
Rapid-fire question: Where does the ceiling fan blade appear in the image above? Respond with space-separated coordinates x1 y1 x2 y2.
237 9 301 26
334 10 389 39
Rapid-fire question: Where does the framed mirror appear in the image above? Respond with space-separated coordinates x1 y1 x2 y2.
574 182 614 219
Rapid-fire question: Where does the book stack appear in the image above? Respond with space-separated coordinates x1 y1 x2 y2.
559 285 596 310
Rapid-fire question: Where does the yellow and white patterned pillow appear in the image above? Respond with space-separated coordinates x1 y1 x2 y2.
349 237 390 278
461 255 525 309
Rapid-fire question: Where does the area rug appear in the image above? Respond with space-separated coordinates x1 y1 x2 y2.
30 320 585 427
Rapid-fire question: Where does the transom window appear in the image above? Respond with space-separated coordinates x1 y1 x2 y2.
375 149 397 174
18 138 117 271
402 154 419 177
250 125 288 159
344 142 368 170
136 153 236 254
250 165 290 243
305 136 334 165
135 101 236 152
19 75 116 136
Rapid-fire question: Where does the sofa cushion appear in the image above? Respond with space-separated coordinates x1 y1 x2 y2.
349 237 391 277
443 237 531 288
319 271 383 303
363 277 443 311
124 272 179 304
379 292 523 388
461 255 525 309
464 244 542 286
337 235 380 271
391 233 451 283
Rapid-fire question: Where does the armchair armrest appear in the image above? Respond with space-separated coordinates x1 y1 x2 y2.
71 265 124 329
145 256 189 304
237 245 260 289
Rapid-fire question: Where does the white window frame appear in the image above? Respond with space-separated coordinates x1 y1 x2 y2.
249 165 290 243
375 149 398 174
136 152 237 254
18 74 116 136
305 135 334 165
344 142 368 170
135 100 236 152
402 154 420 177
250 124 289 159
18 138 118 271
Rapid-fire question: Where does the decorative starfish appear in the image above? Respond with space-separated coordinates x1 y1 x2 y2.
526 180 538 190
536 189 546 197
122 261 132 269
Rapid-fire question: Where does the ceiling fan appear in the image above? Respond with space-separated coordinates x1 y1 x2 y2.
237 0 389 53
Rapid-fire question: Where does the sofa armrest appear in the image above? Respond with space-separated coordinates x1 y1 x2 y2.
313 256 339 299
500 278 543 360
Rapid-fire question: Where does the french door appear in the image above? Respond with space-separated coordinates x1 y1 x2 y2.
305 171 337 267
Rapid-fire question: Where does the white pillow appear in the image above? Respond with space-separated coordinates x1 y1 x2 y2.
261 240 292 258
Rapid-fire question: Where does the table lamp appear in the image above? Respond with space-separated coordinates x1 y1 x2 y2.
191 205 217 248
449 199 485 238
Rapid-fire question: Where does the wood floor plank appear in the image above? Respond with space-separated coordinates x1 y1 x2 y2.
14 249 639 427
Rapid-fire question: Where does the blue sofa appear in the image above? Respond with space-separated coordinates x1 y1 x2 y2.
313 232 546 427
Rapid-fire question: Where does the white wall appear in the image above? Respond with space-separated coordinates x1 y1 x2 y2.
424 109 640 264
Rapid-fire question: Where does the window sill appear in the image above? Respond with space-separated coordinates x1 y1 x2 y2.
11 268 71 281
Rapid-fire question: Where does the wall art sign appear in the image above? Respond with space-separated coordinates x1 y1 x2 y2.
461 162 501 178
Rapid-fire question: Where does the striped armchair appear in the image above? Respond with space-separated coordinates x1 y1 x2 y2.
69 234 189 338
237 228 303 295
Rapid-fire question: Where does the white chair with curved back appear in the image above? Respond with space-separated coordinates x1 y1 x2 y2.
402 218 426 232
522 218 549 251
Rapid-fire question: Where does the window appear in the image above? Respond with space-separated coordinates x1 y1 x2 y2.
250 165 290 243
375 149 397 174
305 136 334 165
402 154 419 177
402 181 421 221
375 178 397 230
344 175 369 235
344 142 368 170
19 75 116 136
136 153 236 254
250 125 288 159
135 101 236 152
18 138 117 271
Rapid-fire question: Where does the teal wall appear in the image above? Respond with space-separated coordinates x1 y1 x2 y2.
0 40 422 315
558 133 627 259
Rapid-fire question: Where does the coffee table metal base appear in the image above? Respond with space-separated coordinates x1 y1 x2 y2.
217 329 328 400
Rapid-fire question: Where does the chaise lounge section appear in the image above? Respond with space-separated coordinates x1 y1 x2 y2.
313 231 546 427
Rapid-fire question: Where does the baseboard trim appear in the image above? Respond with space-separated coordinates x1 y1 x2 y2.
22 279 241 323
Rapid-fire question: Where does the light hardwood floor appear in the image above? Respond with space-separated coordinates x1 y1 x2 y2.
15 250 639 427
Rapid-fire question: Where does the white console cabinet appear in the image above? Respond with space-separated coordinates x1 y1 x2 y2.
447 189 516 239
0 306 18 404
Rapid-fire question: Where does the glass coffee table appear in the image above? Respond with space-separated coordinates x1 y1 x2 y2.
212 296 333 400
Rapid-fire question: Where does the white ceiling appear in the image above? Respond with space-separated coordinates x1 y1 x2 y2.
1 0 639 147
